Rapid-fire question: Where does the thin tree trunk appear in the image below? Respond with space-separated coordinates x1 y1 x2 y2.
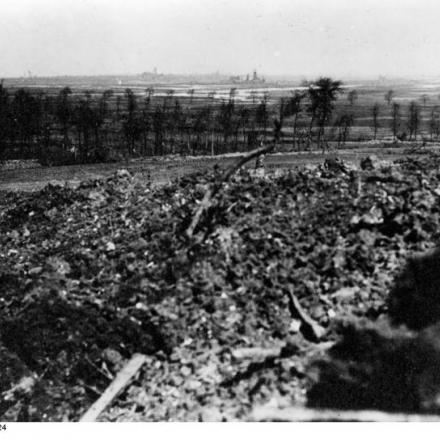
293 113 298 151
307 114 315 150
211 131 214 156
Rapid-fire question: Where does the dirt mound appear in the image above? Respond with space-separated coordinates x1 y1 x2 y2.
1 155 440 420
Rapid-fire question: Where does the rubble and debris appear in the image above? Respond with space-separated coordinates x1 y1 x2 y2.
1 153 440 420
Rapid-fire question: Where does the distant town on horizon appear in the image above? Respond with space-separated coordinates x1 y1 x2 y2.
3 68 440 87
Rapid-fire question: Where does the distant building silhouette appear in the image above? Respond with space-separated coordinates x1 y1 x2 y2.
229 70 265 84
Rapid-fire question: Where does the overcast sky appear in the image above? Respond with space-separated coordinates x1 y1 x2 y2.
1 0 439 78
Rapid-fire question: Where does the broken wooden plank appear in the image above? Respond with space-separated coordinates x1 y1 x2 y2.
250 406 440 422
232 340 335 363
79 353 147 422
231 347 283 361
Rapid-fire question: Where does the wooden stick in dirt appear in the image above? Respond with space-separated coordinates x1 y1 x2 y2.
79 353 147 422
250 406 440 422
286 288 326 342
185 142 274 239
232 341 335 363
231 347 283 361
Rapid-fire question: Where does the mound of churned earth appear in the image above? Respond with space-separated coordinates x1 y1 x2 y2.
1 154 440 421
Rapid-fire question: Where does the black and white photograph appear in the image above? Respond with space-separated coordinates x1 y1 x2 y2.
1 0 440 427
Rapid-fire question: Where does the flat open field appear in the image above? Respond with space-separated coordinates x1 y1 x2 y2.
1 146 438 192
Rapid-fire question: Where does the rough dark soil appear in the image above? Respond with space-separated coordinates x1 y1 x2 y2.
1 153 440 421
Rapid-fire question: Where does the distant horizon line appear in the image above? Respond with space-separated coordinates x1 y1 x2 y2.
2 71 440 83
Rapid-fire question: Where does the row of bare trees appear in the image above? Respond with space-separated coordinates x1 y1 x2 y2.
0 83 276 163
1 79 439 165
364 98 440 142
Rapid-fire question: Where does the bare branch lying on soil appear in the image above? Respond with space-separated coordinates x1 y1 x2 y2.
185 142 274 238
286 288 326 342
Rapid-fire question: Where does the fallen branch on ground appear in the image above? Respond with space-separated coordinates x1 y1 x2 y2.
186 142 274 238
231 340 334 363
249 406 440 422
286 287 326 342
79 353 147 422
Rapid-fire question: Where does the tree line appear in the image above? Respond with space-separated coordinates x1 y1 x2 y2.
0 78 438 165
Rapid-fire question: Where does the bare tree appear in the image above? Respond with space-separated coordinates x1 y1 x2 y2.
307 77 343 149
12 89 42 157
207 91 216 155
55 87 72 151
123 88 141 154
407 101 420 141
334 113 354 147
255 99 268 141
93 90 113 157
73 91 94 161
249 89 257 105
391 102 400 140
283 91 304 150
163 89 174 110
385 90 394 106
0 81 12 159
152 106 165 155
218 100 234 149
429 106 440 141
146 87 155 106
347 89 358 106
229 88 237 105
372 103 380 140
187 88 195 104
